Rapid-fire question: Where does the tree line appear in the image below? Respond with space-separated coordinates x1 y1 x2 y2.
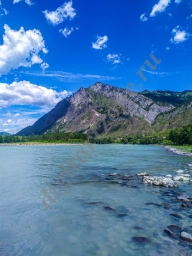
0 132 88 144
0 124 192 145
168 124 192 145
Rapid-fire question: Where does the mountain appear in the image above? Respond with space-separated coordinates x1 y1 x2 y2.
0 132 11 135
17 83 192 137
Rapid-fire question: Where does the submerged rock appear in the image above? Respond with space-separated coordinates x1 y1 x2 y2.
168 225 182 231
177 193 191 202
104 206 115 211
142 176 178 188
180 232 192 243
170 213 182 219
164 229 176 238
133 226 144 230
117 213 128 218
132 237 149 243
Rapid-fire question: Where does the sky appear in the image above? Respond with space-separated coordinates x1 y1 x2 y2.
0 0 192 134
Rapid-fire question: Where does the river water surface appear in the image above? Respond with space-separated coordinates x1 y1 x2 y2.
1 145 192 256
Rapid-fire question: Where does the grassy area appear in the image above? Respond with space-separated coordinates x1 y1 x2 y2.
170 145 192 153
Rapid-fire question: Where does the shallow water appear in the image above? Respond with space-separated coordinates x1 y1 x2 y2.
1 145 192 256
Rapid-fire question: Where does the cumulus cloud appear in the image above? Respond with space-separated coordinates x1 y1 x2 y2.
106 54 121 64
140 13 148 22
0 25 48 75
92 35 108 50
175 0 182 3
170 26 191 44
150 0 171 17
0 81 71 109
13 0 33 5
43 1 76 25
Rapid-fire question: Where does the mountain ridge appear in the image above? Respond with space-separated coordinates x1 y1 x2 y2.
17 83 192 137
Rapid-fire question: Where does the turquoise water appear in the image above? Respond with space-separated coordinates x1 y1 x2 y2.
0 145 192 256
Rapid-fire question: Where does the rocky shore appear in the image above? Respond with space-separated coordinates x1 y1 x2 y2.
165 146 192 156
86 170 192 247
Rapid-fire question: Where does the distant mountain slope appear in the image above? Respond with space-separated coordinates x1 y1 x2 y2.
141 90 192 106
0 132 11 135
153 99 192 132
17 82 192 137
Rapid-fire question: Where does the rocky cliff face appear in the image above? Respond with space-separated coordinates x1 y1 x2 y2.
17 82 192 137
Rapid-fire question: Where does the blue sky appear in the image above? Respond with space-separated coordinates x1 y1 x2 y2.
0 0 192 133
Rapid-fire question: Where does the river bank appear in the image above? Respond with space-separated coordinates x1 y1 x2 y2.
0 142 84 146
165 146 192 156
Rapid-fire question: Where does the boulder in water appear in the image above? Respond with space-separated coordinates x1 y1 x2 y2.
142 176 178 188
180 232 192 243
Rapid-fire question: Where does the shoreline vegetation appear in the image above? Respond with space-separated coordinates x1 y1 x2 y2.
0 124 191 153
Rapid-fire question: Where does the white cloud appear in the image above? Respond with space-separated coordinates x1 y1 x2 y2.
40 62 49 72
0 25 48 75
20 71 118 81
0 81 71 109
13 0 33 5
60 27 74 37
92 35 108 50
165 46 170 50
43 1 76 25
175 0 182 3
143 69 170 76
140 13 148 22
187 14 192 20
170 26 191 44
14 113 20 116
150 0 171 17
107 54 121 64
0 115 38 134
0 0 8 16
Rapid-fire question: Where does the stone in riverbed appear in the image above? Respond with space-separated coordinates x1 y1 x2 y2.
137 172 149 176
109 173 118 176
176 170 184 173
133 226 144 230
164 229 176 238
117 213 128 218
174 176 190 182
170 213 182 219
104 206 115 211
132 237 149 243
167 225 182 231
166 174 172 178
177 193 191 202
180 232 192 243
142 176 178 188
